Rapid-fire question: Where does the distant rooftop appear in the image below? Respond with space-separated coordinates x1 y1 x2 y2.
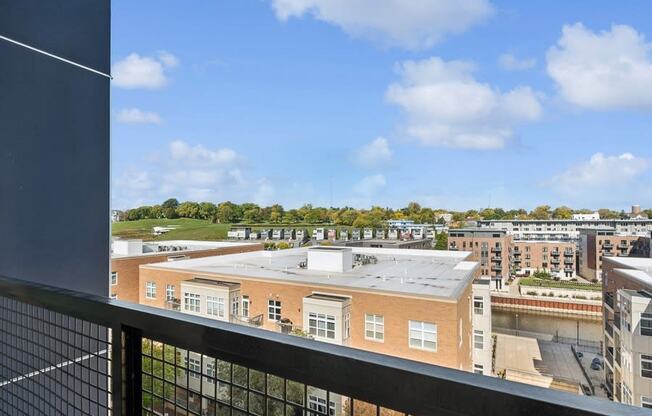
606 257 652 286
111 239 259 259
142 247 477 300
183 277 241 289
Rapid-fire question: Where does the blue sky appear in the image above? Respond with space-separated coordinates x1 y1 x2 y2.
111 0 652 211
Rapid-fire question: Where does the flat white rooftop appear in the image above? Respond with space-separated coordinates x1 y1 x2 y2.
606 257 652 288
111 239 259 259
143 247 478 300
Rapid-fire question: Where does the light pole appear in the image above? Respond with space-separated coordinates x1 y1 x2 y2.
516 313 519 337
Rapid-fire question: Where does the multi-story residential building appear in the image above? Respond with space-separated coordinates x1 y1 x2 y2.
513 241 576 278
477 219 652 241
578 228 649 281
340 239 433 250
448 228 512 288
138 246 492 375
110 239 262 302
602 256 652 408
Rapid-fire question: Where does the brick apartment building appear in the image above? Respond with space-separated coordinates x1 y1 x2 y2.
448 228 511 288
513 241 576 278
137 246 493 375
110 239 262 301
578 228 650 282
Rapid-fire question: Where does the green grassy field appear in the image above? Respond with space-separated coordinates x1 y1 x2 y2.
112 219 231 241
111 219 356 241
519 277 601 291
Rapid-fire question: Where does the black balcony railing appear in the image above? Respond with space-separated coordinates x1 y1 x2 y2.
0 275 640 416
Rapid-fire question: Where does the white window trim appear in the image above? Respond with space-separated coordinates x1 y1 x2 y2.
145 281 156 299
165 284 175 302
110 271 118 286
308 312 336 340
268 299 282 321
642 395 652 409
473 296 484 315
474 330 484 350
242 296 250 318
641 354 652 379
207 296 225 318
364 314 384 342
184 292 201 313
408 320 437 352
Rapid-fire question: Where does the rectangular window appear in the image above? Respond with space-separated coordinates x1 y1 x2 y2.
145 281 156 299
409 320 437 352
242 296 250 318
344 312 351 340
642 396 652 409
207 296 225 317
473 364 484 374
365 314 384 341
110 271 118 286
232 295 240 316
474 330 484 350
641 355 652 378
268 300 281 321
166 284 175 302
641 313 652 336
308 312 336 339
184 292 201 313
308 396 335 416
473 296 484 315
185 357 201 380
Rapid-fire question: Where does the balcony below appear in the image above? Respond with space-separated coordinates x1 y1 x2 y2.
0 275 636 416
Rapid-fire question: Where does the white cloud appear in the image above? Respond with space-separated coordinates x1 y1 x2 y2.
547 23 652 110
499 53 536 70
112 52 179 89
270 0 493 49
169 140 237 165
354 174 386 196
551 153 649 193
112 140 273 208
116 108 162 125
158 51 179 68
354 137 392 168
386 57 542 150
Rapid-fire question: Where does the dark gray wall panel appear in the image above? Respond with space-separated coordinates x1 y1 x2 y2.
0 40 109 296
0 0 110 73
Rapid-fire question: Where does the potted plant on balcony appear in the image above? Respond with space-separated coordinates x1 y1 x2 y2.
279 317 293 334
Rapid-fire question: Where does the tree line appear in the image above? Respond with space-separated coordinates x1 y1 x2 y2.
116 199 651 228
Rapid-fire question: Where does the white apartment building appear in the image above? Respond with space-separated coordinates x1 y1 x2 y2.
603 257 652 408
478 219 652 241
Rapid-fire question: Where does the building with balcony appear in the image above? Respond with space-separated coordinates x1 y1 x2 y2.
111 239 262 302
602 257 652 408
578 228 649 282
477 219 652 242
448 228 512 288
339 238 433 250
138 246 492 375
1 2 642 414
513 241 576 278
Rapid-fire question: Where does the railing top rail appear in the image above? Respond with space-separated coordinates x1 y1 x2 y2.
0 275 641 416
